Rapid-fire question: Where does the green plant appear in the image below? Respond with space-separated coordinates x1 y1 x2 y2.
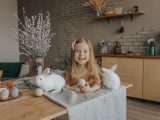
97 40 108 48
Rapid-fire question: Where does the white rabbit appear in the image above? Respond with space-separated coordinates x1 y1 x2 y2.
35 66 66 93
101 64 121 89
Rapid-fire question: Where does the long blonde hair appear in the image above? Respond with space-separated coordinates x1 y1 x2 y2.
65 37 101 86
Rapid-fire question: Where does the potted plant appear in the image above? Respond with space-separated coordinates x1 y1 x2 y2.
83 0 123 16
14 8 55 74
97 40 108 53
83 0 107 16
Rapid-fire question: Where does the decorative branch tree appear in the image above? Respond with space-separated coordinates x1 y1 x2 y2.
14 8 55 59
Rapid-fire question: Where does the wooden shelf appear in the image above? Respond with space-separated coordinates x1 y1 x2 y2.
94 11 144 23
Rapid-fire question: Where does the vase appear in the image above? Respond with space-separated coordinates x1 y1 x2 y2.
28 57 44 76
35 58 44 70
96 10 101 16
100 46 108 53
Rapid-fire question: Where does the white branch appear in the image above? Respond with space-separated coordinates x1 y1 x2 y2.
14 8 55 59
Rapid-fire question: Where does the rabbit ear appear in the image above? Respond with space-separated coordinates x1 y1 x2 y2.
38 66 42 75
42 68 51 76
110 64 117 72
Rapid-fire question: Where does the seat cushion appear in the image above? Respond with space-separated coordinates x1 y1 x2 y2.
0 70 3 78
18 64 30 78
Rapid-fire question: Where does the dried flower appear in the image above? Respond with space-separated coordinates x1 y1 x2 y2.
147 38 155 44
83 0 107 14
83 0 123 14
13 7 55 59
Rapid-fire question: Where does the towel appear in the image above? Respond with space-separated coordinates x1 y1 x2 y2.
44 86 126 120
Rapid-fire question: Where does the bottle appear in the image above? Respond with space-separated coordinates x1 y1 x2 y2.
149 41 155 56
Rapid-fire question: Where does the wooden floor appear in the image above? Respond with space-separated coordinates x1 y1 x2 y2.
127 98 160 120
55 98 160 120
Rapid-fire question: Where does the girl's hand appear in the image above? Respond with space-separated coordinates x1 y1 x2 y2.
80 82 91 92
65 83 100 93
70 87 81 93
65 85 81 93
80 82 101 93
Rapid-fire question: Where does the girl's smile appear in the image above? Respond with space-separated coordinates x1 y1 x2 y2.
76 57 88 64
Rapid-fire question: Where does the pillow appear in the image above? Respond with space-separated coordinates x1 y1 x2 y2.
18 64 29 78
0 70 3 78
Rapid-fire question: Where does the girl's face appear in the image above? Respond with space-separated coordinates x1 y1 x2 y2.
74 42 90 65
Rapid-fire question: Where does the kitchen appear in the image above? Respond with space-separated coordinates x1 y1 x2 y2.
0 0 160 120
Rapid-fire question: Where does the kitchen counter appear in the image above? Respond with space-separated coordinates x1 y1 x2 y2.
96 53 160 59
96 53 160 102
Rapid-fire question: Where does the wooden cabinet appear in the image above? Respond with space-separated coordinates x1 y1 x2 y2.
143 59 160 102
101 57 143 98
102 57 118 68
118 58 143 98
99 55 160 102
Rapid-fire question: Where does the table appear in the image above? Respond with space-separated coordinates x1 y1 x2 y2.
121 82 133 89
0 82 132 120
0 89 67 120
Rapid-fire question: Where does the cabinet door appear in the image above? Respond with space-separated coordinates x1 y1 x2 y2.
102 57 118 69
143 59 160 102
118 58 143 98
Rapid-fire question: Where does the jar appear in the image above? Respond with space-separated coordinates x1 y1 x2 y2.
105 7 115 16
113 41 121 54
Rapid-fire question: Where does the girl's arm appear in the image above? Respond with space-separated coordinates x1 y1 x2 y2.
65 80 101 93
80 82 101 92
65 84 81 93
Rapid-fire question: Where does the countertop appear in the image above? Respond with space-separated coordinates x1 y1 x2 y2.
96 53 160 59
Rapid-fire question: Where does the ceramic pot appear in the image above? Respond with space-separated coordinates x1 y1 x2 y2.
29 57 44 75
113 41 121 54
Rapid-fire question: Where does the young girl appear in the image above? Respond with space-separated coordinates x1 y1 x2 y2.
65 37 102 93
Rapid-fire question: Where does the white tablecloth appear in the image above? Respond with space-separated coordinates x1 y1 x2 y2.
44 86 126 120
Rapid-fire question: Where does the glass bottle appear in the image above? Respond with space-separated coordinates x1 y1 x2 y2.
149 41 155 56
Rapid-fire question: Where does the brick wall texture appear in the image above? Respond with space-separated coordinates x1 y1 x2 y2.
18 0 160 69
